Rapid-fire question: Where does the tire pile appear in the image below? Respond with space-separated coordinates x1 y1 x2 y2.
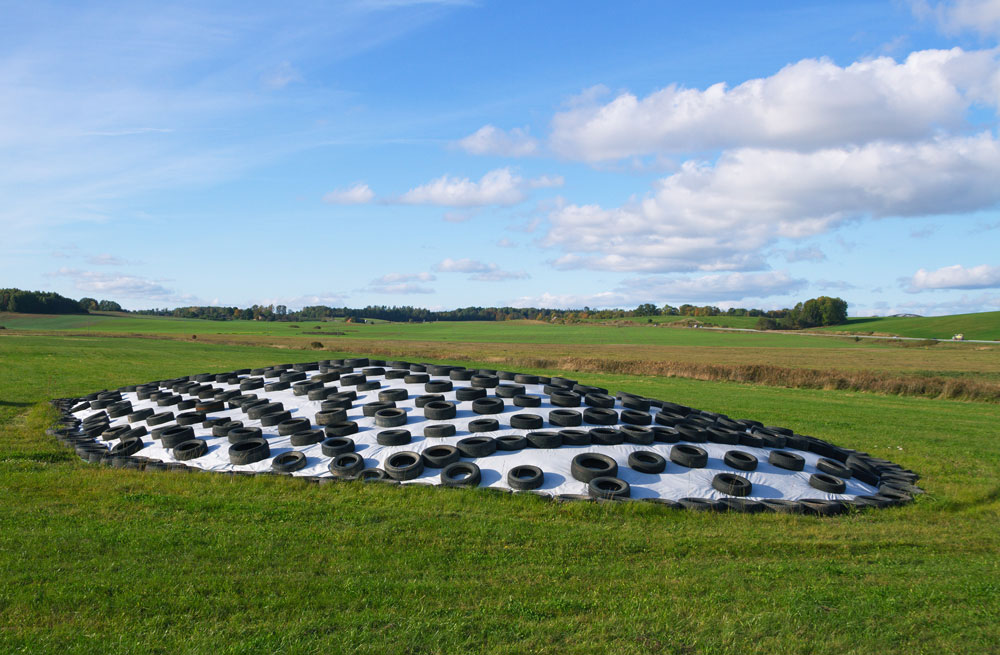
47 358 922 514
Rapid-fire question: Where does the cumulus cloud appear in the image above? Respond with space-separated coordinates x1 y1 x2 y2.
433 257 529 281
619 271 806 302
457 125 539 156
366 272 435 294
907 263 1000 291
550 48 1000 161
507 271 802 309
912 0 1000 38
50 268 174 298
323 183 375 204
261 61 303 90
398 168 559 207
87 253 132 266
543 133 1000 272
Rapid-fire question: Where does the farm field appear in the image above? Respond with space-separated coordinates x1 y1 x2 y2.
814 310 1000 341
1 333 998 653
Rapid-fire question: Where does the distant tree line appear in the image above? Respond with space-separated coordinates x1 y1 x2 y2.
0 288 88 314
131 296 848 328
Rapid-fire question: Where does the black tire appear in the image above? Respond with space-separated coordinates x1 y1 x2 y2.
160 425 195 448
441 462 481 487
455 387 486 401
404 373 429 384
260 410 292 427
809 472 847 494
423 424 457 439
549 390 581 407
212 420 243 438
548 409 582 427
173 439 207 461
670 444 708 468
321 437 355 457
374 407 407 428
719 498 765 514
379 388 408 403
494 384 525 399
769 450 805 471
228 426 263 443
712 472 752 497
584 392 616 408
329 452 365 478
384 451 424 480
619 409 652 426
278 417 311 436
324 421 359 437
128 408 154 423
679 497 721 512
620 425 654 445
571 453 618 483
512 394 542 408
759 499 803 514
111 436 144 456
176 411 206 426
706 427 740 445
674 424 708 443
248 402 283 420
526 431 561 449
377 429 411 446
422 445 460 468
425 380 453 394
468 418 499 433
272 450 307 473
195 400 224 414
146 411 174 426
628 450 666 474
799 499 846 516
470 374 499 388
507 465 543 490
229 438 271 465
472 398 504 415
583 407 618 425
456 436 496 458
588 476 630 499
510 414 543 430
816 458 852 479
495 435 527 451
589 428 623 445
359 468 392 482
423 401 457 421
290 429 324 446
724 450 758 471
363 401 395 417
558 429 591 446
315 409 347 426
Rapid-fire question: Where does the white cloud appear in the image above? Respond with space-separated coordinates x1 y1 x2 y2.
366 272 435 294
507 271 802 309
434 257 529 281
544 133 1000 272
907 263 1000 291
323 183 375 204
457 125 538 156
912 1 1000 37
619 271 806 302
496 238 515 248
550 48 1000 161
527 174 564 189
261 61 303 90
782 247 827 263
87 253 132 266
50 268 174 298
398 168 531 207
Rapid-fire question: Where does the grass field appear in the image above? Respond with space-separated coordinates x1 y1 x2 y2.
815 310 1000 341
1 333 998 653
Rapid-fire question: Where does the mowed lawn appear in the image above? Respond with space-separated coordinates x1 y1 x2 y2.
1 335 998 654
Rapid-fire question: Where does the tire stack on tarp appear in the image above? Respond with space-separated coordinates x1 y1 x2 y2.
47 358 922 514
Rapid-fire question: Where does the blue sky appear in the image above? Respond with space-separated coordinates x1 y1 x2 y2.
4 0 1000 315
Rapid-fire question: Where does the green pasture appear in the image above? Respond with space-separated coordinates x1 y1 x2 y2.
0 334 997 653
816 310 1000 341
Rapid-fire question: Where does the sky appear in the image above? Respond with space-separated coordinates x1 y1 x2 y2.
3 0 1000 316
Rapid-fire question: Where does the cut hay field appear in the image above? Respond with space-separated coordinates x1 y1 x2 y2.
1 333 998 654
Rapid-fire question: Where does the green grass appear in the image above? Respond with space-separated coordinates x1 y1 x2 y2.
1 334 998 653
0 311 941 348
816 311 1000 341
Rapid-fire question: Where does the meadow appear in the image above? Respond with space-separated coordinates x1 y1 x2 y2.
0 325 998 653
